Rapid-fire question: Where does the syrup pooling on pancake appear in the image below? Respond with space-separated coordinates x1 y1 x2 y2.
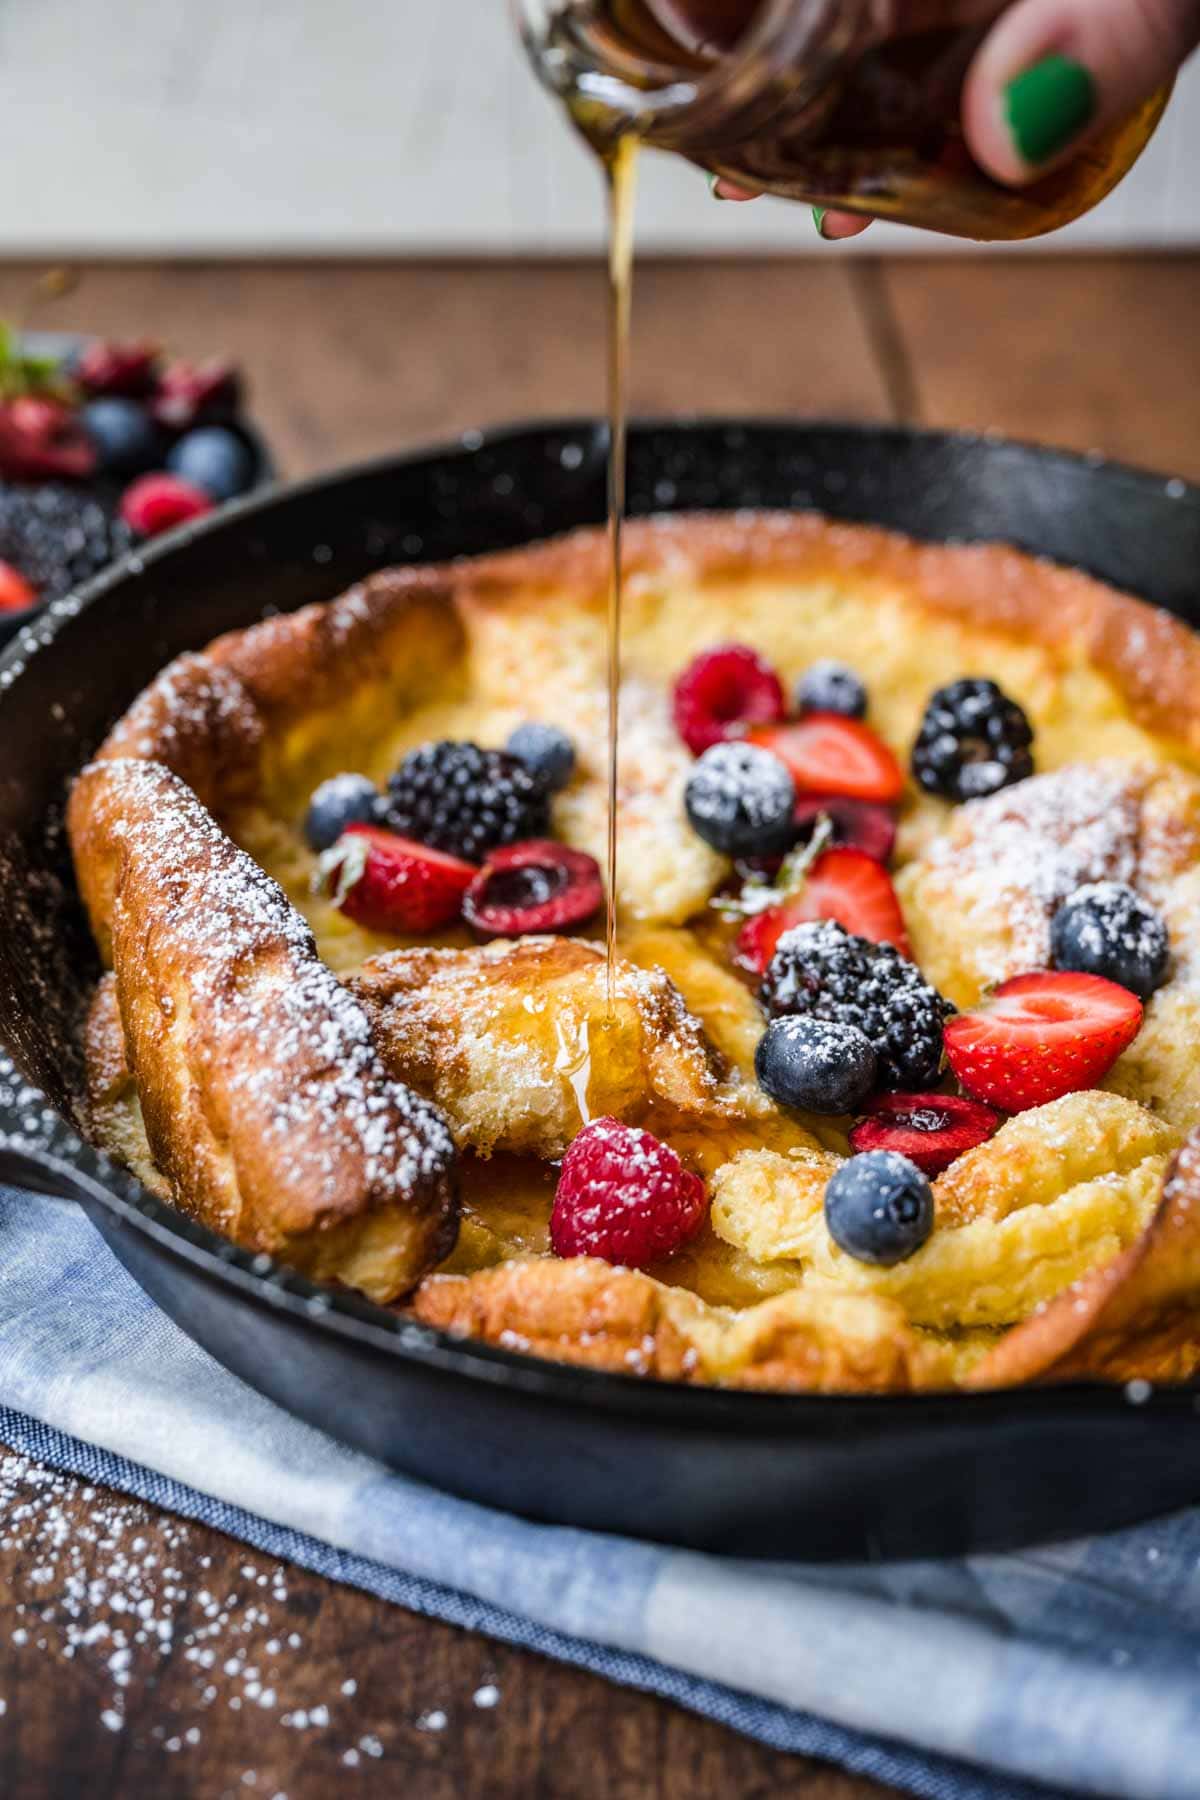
67 515 1200 1389
349 937 736 1161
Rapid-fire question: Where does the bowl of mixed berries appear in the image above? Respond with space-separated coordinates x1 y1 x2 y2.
0 328 273 645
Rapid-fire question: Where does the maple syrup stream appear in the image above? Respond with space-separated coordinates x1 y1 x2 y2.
602 134 639 1009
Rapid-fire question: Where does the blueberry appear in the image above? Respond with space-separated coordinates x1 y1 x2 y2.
824 1151 933 1267
1050 881 1169 1001
81 398 162 477
166 426 256 501
505 721 576 792
303 773 379 852
684 742 796 857
796 660 867 720
755 1016 877 1115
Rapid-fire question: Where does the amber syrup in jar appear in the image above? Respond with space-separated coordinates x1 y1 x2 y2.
524 0 1170 241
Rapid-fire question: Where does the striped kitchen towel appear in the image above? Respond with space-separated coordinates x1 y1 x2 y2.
3 1181 1199 1800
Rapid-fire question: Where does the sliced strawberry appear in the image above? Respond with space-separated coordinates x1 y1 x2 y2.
849 1092 1002 1176
0 559 36 614
672 643 786 756
944 971 1143 1113
318 824 474 933
792 794 897 865
463 840 603 938
747 714 904 804
735 847 909 974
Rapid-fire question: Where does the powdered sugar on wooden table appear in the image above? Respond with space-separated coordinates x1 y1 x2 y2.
0 1448 503 1778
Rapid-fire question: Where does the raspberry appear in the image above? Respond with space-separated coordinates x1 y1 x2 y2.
550 1118 707 1268
0 397 96 482
672 643 785 756
120 473 214 537
379 740 549 863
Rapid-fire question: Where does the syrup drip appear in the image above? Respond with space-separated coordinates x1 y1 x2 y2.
553 1011 595 1127
602 133 639 1010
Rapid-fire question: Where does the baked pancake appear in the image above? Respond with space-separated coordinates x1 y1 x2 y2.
68 512 1200 1390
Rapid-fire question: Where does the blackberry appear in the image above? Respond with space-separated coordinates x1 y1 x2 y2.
760 919 953 1089
0 482 133 605
911 678 1034 802
378 740 549 863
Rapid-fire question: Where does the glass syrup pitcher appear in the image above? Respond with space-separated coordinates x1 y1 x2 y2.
513 0 1171 240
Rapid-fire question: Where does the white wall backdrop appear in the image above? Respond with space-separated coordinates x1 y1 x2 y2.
1 0 1198 254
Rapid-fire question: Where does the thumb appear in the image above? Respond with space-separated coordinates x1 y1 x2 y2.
963 0 1200 185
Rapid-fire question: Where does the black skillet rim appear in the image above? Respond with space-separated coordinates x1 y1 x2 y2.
3 413 1199 1429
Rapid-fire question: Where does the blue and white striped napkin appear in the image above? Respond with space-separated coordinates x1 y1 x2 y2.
4 1181 1199 1800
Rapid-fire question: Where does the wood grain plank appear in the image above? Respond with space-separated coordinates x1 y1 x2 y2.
0 1443 901 1800
0 259 891 480
881 254 1200 481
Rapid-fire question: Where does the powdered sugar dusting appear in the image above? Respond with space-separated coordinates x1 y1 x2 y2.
96 758 455 1206
920 762 1146 981
116 657 256 764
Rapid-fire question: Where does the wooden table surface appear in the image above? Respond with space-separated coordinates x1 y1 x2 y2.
3 253 1198 1800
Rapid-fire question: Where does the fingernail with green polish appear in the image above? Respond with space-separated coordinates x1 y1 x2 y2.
1005 54 1096 166
812 205 827 238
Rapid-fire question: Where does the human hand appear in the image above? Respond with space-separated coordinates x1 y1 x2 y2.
711 0 1200 237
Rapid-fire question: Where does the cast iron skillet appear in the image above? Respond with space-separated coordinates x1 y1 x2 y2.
3 419 1200 1563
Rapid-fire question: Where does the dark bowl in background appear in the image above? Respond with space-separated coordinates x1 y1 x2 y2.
2 417 1200 1563
0 331 275 649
